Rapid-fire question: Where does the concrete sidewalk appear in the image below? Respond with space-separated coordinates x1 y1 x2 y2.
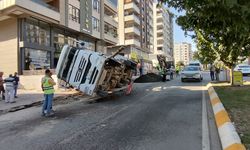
0 89 77 114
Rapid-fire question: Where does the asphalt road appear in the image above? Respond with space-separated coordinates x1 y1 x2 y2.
0 73 220 150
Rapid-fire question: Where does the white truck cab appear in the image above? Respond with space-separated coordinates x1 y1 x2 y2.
56 45 136 96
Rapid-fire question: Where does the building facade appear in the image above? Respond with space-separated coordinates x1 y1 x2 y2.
116 0 154 74
0 0 118 75
174 42 192 66
150 2 174 67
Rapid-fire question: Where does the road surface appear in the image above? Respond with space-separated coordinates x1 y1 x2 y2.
0 73 221 150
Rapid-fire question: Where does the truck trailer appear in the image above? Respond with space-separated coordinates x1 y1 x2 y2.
56 44 137 97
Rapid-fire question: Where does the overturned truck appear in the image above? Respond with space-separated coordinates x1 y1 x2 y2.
56 44 137 97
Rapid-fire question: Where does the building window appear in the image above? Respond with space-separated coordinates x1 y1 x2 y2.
93 0 100 13
79 1 91 31
25 19 50 47
92 17 100 32
24 48 51 70
157 47 163 51
68 4 80 23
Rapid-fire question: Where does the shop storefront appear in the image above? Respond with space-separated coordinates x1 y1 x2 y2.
19 18 95 75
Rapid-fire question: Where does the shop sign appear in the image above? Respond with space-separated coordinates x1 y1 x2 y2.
233 71 243 86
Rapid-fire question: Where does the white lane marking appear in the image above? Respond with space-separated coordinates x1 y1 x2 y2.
202 85 210 150
218 122 242 149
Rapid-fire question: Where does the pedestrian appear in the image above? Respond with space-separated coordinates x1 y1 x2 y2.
4 74 16 103
41 69 56 117
170 66 174 80
139 66 143 76
215 67 220 81
209 63 215 81
13 72 19 98
161 68 167 82
0 72 5 100
175 67 180 77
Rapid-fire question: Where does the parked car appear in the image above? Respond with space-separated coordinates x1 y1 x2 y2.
234 64 250 76
181 66 203 82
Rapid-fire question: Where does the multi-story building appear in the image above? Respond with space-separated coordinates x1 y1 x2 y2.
150 2 174 66
0 0 118 75
174 42 193 65
115 0 154 74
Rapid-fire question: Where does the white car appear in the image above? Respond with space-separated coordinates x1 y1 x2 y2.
234 64 250 76
189 61 203 71
181 66 203 82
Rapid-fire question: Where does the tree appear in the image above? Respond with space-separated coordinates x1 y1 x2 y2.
158 0 250 85
194 31 217 65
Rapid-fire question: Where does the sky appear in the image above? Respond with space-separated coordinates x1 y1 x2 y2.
170 8 196 52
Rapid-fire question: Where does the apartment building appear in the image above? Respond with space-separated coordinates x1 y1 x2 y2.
116 0 154 73
174 42 193 66
150 2 174 66
0 0 118 75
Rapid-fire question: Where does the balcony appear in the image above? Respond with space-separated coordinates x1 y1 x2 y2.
104 15 118 28
124 2 140 14
157 44 164 48
0 0 60 22
125 39 141 47
124 14 140 25
157 13 163 18
157 29 163 34
104 32 118 45
104 0 117 13
125 27 140 36
157 36 164 42
157 23 164 29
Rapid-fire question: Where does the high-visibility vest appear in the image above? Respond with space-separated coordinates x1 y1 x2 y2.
42 77 55 94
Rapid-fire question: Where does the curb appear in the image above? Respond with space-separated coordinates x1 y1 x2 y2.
0 94 96 115
0 101 42 115
207 83 246 150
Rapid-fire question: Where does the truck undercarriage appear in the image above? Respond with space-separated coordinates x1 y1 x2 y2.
56 45 136 97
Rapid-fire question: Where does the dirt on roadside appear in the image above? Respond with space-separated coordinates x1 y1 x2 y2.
134 73 162 83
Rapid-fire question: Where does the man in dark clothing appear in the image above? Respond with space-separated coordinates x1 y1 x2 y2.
13 72 19 98
0 72 5 100
162 68 167 82
139 67 143 76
